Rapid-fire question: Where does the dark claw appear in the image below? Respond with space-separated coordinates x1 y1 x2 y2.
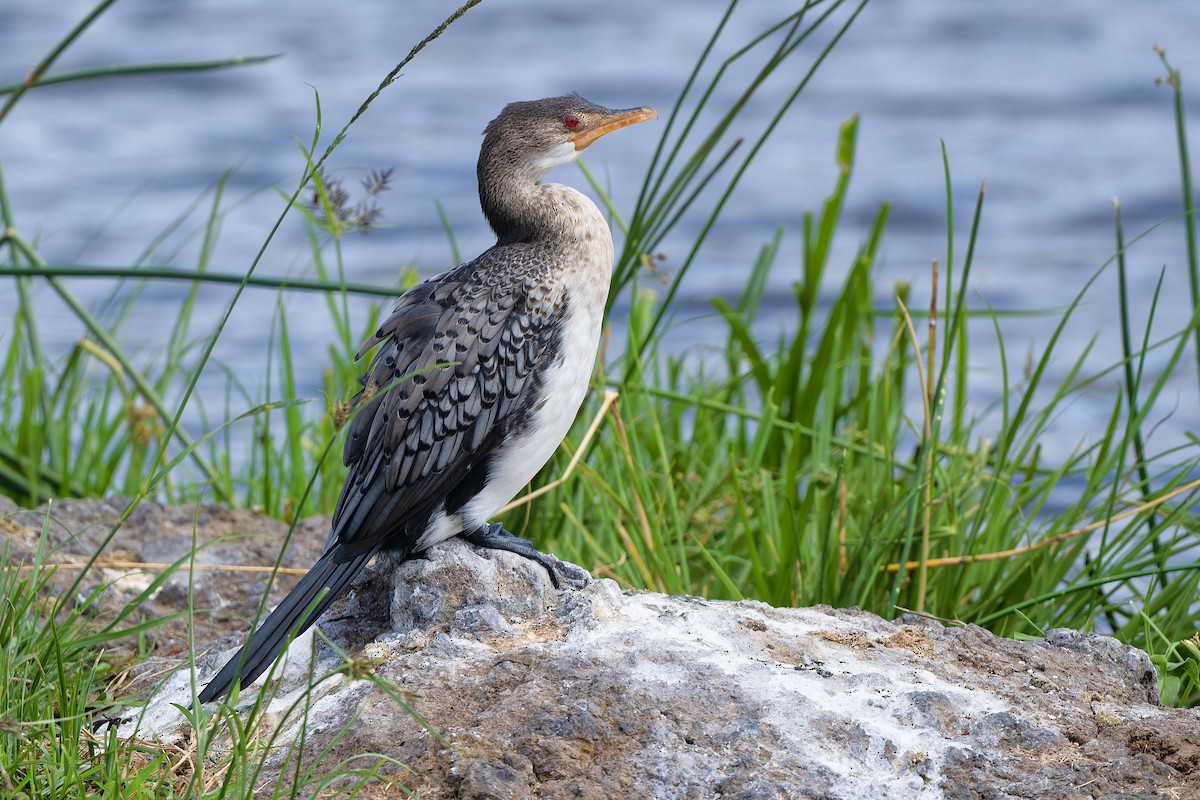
460 522 589 589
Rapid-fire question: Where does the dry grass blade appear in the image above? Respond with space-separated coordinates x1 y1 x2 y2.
16 560 309 576
498 389 619 514
884 476 1200 573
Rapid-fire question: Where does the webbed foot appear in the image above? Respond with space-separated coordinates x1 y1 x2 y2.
461 522 590 589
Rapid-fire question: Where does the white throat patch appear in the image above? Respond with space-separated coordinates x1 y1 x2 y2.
529 141 580 176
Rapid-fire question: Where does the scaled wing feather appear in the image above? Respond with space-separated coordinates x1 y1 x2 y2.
329 252 562 561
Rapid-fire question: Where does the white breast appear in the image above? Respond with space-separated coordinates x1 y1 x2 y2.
416 184 613 548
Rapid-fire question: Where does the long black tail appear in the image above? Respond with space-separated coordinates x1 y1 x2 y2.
198 548 376 704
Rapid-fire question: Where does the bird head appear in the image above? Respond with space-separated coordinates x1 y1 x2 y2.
480 94 657 183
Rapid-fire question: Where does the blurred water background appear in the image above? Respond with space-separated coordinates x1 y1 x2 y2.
2 0 1198 466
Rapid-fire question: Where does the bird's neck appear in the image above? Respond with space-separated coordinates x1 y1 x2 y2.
478 171 562 245
479 175 614 290
476 149 614 281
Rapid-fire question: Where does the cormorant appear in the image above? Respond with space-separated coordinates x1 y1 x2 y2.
198 95 656 703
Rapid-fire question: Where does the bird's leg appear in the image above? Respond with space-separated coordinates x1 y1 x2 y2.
461 522 589 589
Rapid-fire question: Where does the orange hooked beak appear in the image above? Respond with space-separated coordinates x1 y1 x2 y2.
570 106 657 151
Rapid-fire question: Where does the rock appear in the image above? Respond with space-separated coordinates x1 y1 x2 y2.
0 497 328 656
2 499 1197 798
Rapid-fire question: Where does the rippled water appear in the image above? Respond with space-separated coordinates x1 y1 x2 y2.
2 0 1198 463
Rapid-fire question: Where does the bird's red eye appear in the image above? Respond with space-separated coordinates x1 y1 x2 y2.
564 114 580 129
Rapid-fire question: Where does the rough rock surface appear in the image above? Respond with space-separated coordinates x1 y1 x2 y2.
0 495 328 656
2 498 1198 798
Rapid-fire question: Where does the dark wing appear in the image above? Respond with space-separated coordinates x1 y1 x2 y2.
326 250 562 561
199 250 562 704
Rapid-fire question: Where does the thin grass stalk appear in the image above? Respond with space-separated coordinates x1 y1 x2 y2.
0 54 280 97
1109 270 1177 598
894 293 932 610
262 301 282 516
79 174 225 338
1155 47 1200 393
995 274 1107 474
277 301 306 519
922 260 939 611
933 177 984 433
1112 199 1156 505
304 169 355 365
1094 281 1193 449
941 142 954 301
165 173 230 377
434 199 463 265
0 166 48 446
938 142 968 442
0 0 119 126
